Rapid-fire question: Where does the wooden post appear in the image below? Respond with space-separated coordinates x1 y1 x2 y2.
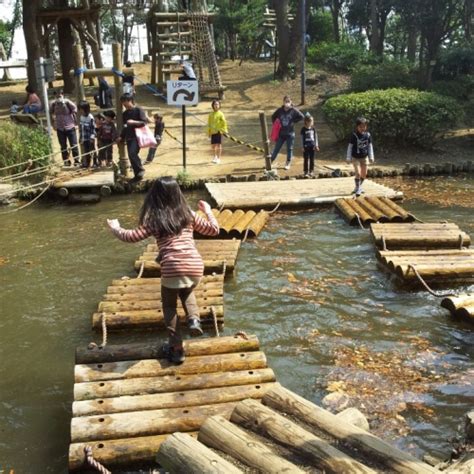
157 432 243 474
259 111 272 171
112 43 128 177
73 43 85 104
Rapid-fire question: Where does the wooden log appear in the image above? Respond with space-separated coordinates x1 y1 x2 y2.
108 273 223 289
373 236 470 249
58 187 69 197
100 185 112 197
356 197 387 222
91 306 224 330
68 193 100 204
73 382 276 416
216 209 234 227
456 304 474 320
262 385 438 474
335 198 357 225
395 263 474 281
69 433 198 470
347 199 375 225
246 210 270 237
376 249 474 260
441 294 474 314
230 210 257 237
386 256 472 272
231 399 375 474
377 197 414 221
76 335 259 364
157 432 243 474
371 223 460 229
199 415 305 473
71 401 237 442
74 368 276 400
220 210 245 235
103 287 223 301
75 351 268 383
365 196 403 222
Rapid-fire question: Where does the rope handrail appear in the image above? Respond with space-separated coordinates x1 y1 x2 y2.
211 306 220 337
0 182 52 215
406 264 457 298
83 446 111 474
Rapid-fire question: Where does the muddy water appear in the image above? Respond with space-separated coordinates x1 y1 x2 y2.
0 177 473 473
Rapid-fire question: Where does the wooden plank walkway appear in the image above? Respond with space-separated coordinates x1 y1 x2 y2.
371 223 471 250
336 196 415 226
206 177 403 209
135 239 241 277
196 209 270 239
441 294 474 322
376 249 474 285
92 274 224 330
69 337 436 473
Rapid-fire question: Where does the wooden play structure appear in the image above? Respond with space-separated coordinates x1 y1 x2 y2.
147 9 225 98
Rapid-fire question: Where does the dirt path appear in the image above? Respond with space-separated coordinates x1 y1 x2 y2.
0 60 472 181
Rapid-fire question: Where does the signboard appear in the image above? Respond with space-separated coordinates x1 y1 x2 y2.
34 58 55 82
166 80 199 106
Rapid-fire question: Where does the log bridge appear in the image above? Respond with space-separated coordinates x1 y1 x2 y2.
336 196 416 226
134 238 241 278
70 336 437 473
441 293 474 322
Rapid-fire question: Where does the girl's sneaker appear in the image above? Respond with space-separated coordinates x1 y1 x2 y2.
188 317 204 337
212 156 221 164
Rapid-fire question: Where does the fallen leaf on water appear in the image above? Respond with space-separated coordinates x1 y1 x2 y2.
0 256 8 266
287 272 298 283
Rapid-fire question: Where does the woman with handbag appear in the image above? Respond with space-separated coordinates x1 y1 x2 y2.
117 93 150 182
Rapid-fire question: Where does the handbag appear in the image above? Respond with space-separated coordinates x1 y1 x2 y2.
270 118 281 142
135 125 157 148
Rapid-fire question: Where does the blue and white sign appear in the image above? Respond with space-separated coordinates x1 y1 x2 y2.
167 80 199 106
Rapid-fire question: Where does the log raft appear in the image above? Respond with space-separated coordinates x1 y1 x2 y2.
134 239 241 277
441 293 474 322
336 196 415 226
92 274 225 330
376 249 474 286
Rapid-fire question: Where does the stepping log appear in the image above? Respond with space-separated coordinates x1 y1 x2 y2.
199 415 305 473
371 223 471 249
231 398 375 474
262 385 437 474
76 334 260 364
157 432 243 474
441 294 474 322
74 368 276 400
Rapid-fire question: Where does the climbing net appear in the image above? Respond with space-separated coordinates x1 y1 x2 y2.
188 12 222 88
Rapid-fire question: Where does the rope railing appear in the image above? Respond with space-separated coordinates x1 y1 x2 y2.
83 446 111 474
406 264 457 298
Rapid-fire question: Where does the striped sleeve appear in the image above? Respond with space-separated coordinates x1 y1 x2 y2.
111 225 153 243
193 211 219 236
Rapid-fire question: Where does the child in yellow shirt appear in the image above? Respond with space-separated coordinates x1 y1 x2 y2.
207 100 228 164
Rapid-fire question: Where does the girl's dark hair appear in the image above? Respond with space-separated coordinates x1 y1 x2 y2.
79 101 91 115
104 110 116 119
125 61 132 68
139 177 193 236
25 84 36 94
356 117 368 126
211 100 220 109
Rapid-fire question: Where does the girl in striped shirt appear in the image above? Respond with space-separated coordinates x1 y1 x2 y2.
107 177 219 364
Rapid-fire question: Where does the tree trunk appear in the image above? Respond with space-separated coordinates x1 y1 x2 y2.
464 0 472 41
275 0 291 80
330 0 341 42
22 0 41 89
82 0 104 68
369 0 380 55
407 24 417 63
58 18 76 93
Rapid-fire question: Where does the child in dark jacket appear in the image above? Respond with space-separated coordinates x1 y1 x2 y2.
300 114 319 178
146 114 165 164
97 110 118 167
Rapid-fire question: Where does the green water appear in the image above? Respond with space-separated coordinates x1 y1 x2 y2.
1 180 473 473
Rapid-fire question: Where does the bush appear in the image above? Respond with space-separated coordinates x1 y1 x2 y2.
307 10 334 44
0 122 51 178
307 41 376 72
436 44 474 79
351 61 417 92
431 75 474 102
322 88 460 146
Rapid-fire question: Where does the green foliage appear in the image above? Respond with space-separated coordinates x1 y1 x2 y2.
307 41 376 72
0 20 12 53
436 44 474 78
431 76 474 101
0 123 51 178
351 61 417 92
307 10 334 44
322 88 460 146
176 169 194 189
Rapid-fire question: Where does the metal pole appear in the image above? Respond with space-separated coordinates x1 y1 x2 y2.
273 29 278 80
301 0 306 105
259 110 272 171
39 57 52 140
182 105 186 169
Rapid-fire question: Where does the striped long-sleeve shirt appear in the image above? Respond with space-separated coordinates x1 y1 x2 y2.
111 210 219 278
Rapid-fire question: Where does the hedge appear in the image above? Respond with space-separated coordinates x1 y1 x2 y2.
322 88 460 146
0 122 51 177
351 61 417 92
